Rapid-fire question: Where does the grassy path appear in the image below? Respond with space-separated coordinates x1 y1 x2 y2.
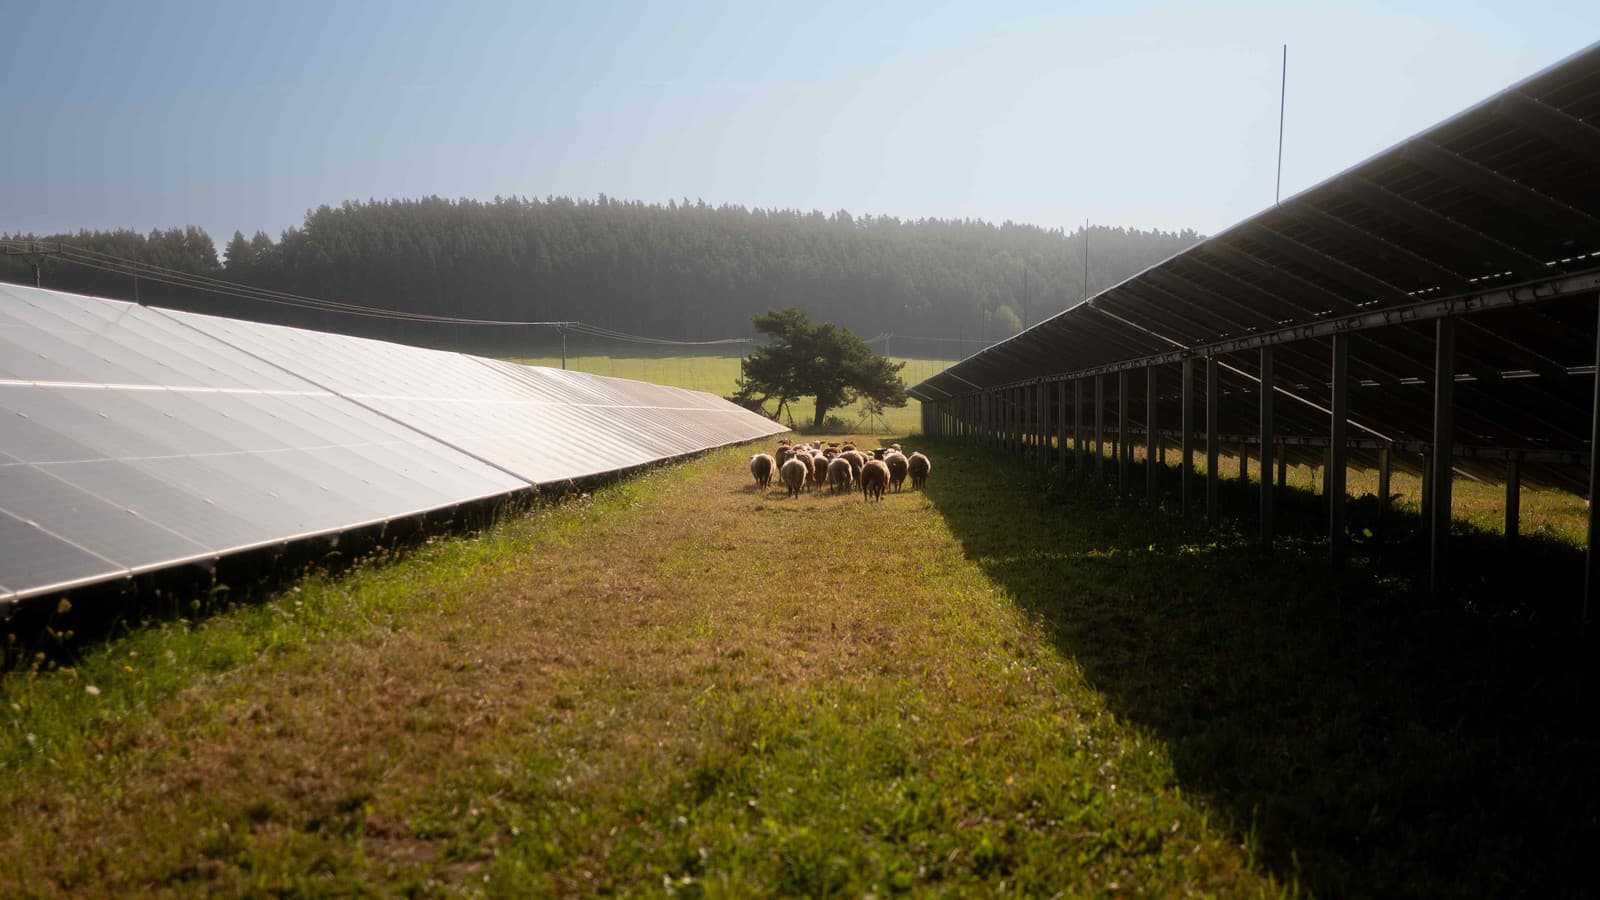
1 440 1273 895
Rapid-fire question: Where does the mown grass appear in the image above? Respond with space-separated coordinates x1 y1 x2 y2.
3 435 1593 895
939 437 1598 895
507 352 956 434
2 438 1271 896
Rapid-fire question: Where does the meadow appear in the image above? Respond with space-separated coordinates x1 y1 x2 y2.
1 437 1593 895
508 350 955 434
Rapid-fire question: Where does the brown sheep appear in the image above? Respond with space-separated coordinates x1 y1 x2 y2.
750 453 776 489
860 459 890 502
885 452 909 491
792 451 816 490
810 451 829 488
780 457 809 498
907 451 931 490
775 444 794 466
826 457 855 493
842 449 867 480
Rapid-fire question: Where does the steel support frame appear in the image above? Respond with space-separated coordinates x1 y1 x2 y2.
1181 358 1195 517
1094 376 1106 484
1260 347 1276 551
1118 370 1130 495
1430 319 1456 596
1206 356 1220 526
1330 333 1350 566
1146 366 1159 504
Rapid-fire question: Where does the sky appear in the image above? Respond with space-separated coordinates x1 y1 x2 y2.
2 0 1595 250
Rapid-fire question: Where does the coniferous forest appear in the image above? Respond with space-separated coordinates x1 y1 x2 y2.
3 196 1199 356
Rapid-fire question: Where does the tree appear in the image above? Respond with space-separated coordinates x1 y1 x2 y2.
734 308 908 430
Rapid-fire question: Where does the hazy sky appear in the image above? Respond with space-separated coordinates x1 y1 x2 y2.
3 1 1594 247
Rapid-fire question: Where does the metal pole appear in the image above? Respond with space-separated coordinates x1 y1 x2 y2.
1421 451 1433 532
1058 382 1067 473
560 327 568 369
1146 366 1159 505
1095 375 1105 484
1378 448 1392 508
1206 356 1220 527
1239 441 1249 481
1118 370 1130 495
1506 458 1521 541
1261 347 1276 551
1587 296 1600 623
1074 379 1085 479
1430 319 1456 597
1330 333 1350 566
1182 357 1195 517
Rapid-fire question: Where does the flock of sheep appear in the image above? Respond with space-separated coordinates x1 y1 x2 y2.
748 439 932 501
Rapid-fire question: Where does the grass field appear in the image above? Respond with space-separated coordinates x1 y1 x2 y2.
2 437 1595 895
508 352 955 434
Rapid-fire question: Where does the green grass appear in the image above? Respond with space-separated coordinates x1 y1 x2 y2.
2 435 1594 895
507 352 957 434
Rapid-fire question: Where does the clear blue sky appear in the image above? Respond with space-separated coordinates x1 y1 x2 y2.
3 1 1594 249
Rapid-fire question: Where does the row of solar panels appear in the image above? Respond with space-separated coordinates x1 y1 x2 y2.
0 282 785 610
912 41 1600 489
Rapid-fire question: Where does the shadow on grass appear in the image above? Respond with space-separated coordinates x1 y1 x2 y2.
920 437 1599 897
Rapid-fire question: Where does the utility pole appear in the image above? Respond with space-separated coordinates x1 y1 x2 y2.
1276 44 1288 205
1022 265 1029 330
1082 219 1090 302
4 240 61 287
560 326 567 369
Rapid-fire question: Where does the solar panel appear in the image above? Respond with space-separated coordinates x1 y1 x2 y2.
0 283 784 611
913 41 1600 492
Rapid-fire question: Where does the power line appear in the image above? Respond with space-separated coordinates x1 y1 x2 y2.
5 240 754 344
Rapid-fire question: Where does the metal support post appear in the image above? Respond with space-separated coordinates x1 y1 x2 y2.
1206 356 1220 527
1421 452 1433 527
1239 442 1249 481
1118 370 1130 495
1586 297 1600 623
1074 380 1085 480
1058 382 1068 472
1181 357 1195 517
1095 375 1106 483
1330 333 1349 567
1146 366 1159 504
1506 458 1521 540
1260 347 1276 551
1430 319 1455 597
1378 448 1392 508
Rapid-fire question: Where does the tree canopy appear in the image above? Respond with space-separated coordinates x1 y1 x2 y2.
3 197 1200 357
735 309 907 430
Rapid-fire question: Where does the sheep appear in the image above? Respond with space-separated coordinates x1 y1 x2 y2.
791 451 815 490
780 457 809 498
860 459 890 502
750 453 776 489
842 449 867 480
907 451 931 490
775 443 794 466
827 457 855 493
809 452 829 488
884 451 909 492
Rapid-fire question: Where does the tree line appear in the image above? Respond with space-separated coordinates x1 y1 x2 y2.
3 197 1198 355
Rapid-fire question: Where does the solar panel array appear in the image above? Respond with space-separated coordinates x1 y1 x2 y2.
912 41 1600 491
0 283 784 610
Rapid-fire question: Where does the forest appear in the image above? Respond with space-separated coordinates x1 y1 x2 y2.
3 197 1199 356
